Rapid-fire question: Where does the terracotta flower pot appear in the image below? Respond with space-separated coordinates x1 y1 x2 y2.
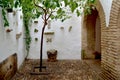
6 29 13 32
47 49 57 62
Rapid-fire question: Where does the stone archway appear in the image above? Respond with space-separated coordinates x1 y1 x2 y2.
82 0 106 60
82 9 101 59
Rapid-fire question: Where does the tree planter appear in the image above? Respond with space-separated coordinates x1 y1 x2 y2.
47 49 57 62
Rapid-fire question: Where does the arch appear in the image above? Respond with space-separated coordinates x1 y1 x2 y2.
109 0 120 26
82 0 106 59
82 9 101 59
105 0 120 79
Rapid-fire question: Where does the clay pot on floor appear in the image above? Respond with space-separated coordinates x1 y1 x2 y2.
47 49 57 62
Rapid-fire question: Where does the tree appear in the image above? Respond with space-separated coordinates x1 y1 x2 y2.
32 0 96 72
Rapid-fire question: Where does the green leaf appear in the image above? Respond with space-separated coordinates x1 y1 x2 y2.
56 2 60 7
57 8 62 14
44 1 49 8
76 9 80 16
2 9 9 27
50 14 55 19
89 0 95 3
14 0 19 8
69 1 78 12
64 0 68 6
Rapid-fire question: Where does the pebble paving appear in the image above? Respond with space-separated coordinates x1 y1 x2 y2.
11 59 101 80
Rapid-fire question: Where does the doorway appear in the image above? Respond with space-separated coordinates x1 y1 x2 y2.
82 9 101 59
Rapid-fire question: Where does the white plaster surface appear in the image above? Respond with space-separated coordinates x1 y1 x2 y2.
28 14 82 60
0 8 26 68
100 0 113 27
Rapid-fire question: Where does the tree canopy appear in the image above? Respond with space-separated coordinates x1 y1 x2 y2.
33 0 96 22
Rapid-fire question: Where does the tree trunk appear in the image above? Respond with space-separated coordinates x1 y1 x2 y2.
39 21 47 72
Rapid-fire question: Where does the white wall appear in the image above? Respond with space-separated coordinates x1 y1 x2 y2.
28 14 82 60
0 8 26 68
15 8 26 68
100 0 113 27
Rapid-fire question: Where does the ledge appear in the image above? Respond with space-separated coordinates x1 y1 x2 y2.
44 31 54 35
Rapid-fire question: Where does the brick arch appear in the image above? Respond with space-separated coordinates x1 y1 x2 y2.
82 0 106 28
92 0 107 61
82 0 106 60
109 0 120 27
93 0 106 27
105 0 120 79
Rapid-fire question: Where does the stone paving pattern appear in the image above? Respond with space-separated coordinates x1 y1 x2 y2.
11 59 102 80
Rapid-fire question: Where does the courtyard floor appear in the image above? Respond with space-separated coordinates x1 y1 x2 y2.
11 59 101 80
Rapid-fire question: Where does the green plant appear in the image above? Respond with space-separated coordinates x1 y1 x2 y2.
0 0 31 58
0 0 14 9
0 0 22 27
14 0 21 8
20 0 36 58
0 0 14 27
2 9 9 27
81 50 86 59
34 28 38 32
35 38 38 41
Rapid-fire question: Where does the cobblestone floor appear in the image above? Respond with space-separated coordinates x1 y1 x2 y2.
11 59 101 80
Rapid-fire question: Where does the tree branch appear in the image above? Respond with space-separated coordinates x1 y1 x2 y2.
44 10 48 25
34 0 45 12
46 13 52 21
46 9 53 21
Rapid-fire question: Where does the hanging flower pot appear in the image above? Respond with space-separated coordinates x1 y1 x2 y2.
35 38 38 41
7 8 13 13
6 29 13 32
34 28 38 33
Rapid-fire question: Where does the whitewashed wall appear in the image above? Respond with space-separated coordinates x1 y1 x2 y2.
0 8 26 68
28 14 82 60
100 0 113 27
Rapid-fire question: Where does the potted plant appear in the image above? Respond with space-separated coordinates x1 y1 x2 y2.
35 38 38 41
34 28 38 33
6 1 14 13
6 8 13 12
6 28 13 32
